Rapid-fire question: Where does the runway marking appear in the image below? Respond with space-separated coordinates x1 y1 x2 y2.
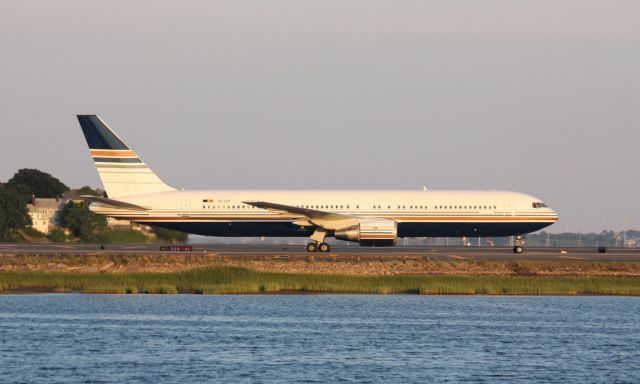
53 245 76 250
557 256 588 260
448 255 470 260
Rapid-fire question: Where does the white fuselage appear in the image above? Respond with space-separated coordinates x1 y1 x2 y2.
77 115 559 250
90 189 558 239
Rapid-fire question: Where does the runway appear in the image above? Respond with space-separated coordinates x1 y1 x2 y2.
1 244 639 262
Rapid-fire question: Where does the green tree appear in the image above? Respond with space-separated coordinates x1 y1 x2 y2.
100 228 148 243
58 201 107 243
48 228 67 243
70 186 104 198
7 168 69 201
0 184 32 241
151 226 188 243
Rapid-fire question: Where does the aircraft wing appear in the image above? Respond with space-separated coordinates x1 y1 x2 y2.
78 196 151 211
243 201 359 230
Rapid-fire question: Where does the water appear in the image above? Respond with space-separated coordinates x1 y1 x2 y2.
0 295 638 383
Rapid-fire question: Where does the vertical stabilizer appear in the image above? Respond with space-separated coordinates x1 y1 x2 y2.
77 115 175 198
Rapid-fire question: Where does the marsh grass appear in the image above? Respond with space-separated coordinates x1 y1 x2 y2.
0 266 639 295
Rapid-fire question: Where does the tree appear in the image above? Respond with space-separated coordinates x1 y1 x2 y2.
0 184 31 241
48 228 67 243
58 201 107 243
151 226 188 243
69 186 104 198
7 168 69 201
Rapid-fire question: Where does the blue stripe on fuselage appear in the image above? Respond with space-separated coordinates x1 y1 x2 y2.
140 221 554 238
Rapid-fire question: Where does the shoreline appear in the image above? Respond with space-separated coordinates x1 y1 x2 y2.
1 265 639 296
2 253 640 277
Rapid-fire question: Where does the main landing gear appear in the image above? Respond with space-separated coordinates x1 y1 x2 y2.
513 235 525 254
306 242 331 253
307 228 331 252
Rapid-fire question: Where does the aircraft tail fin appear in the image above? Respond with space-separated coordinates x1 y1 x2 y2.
77 115 175 198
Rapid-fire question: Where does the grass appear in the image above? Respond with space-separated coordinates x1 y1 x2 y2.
99 229 149 244
0 266 640 295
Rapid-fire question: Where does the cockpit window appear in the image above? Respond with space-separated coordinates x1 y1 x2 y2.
532 202 547 208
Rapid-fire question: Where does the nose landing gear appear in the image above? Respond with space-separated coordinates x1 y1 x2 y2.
513 235 525 254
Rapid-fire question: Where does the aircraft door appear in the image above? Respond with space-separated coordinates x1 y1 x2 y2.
180 200 191 217
504 201 514 216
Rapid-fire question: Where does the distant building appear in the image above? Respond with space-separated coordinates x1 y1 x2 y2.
107 217 132 228
27 195 138 234
27 198 66 234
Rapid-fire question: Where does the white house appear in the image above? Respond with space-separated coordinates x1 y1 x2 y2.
27 195 138 234
27 198 66 234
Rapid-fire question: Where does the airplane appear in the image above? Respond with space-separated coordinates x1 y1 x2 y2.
77 115 558 253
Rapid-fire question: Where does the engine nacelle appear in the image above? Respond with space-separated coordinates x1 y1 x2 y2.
334 218 397 246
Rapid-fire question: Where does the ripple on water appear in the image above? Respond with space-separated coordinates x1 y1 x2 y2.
0 295 639 383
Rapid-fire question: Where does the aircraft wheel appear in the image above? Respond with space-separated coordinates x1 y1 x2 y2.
306 243 318 252
513 246 524 254
318 243 330 253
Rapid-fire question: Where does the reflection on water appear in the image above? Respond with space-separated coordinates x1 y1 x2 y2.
0 295 638 383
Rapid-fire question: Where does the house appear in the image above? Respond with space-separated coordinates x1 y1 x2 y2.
27 194 140 234
27 198 66 234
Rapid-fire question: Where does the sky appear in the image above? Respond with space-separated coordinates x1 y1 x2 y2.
0 0 638 233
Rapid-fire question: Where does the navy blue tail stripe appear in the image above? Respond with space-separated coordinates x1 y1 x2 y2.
77 115 129 150
92 157 142 163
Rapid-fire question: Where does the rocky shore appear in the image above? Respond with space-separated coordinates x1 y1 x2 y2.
1 253 639 277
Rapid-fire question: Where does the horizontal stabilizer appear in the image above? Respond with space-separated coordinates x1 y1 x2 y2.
78 196 150 211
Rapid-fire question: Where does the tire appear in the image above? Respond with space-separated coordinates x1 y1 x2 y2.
513 246 524 254
318 243 330 253
306 243 318 252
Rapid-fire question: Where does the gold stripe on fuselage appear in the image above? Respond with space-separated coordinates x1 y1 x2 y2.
110 215 558 223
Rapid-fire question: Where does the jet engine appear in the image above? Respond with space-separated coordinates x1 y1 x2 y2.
334 218 397 246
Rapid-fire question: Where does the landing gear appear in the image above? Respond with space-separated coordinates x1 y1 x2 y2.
306 228 330 252
306 242 330 252
512 235 525 254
